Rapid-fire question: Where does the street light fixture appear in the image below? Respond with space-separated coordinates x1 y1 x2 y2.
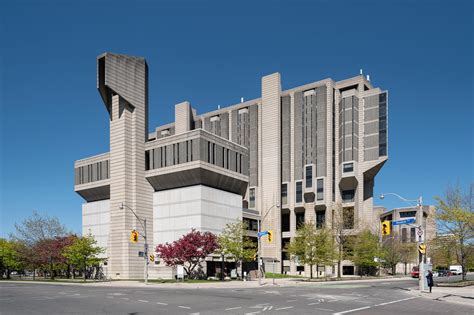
119 202 149 285
257 203 280 286
379 192 426 292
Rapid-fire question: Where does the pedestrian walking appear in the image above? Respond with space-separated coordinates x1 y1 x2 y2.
426 270 434 293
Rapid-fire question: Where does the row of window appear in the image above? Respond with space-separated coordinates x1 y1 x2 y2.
280 208 354 231
75 160 110 185
145 140 194 170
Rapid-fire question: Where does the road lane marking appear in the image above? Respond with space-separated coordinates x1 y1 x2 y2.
225 307 242 310
121 297 129 300
178 306 191 309
138 299 149 303
286 299 297 302
315 308 334 312
333 306 371 314
333 297 418 315
375 296 417 306
308 302 321 305
276 306 294 311
156 302 168 305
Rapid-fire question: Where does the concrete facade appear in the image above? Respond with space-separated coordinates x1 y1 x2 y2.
75 52 389 278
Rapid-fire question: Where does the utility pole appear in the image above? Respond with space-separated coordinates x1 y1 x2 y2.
120 202 149 285
257 203 279 286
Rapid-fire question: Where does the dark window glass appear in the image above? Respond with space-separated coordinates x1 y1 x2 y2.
281 183 288 205
145 151 150 170
342 190 355 203
343 163 354 173
305 165 313 188
317 179 324 201
296 211 305 229
401 228 407 243
296 182 303 203
410 228 416 242
281 212 290 232
243 218 258 232
249 188 256 209
316 210 325 229
400 211 416 218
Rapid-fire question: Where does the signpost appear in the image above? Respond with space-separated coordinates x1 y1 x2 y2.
391 218 416 226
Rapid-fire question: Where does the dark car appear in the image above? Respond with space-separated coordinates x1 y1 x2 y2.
437 269 451 277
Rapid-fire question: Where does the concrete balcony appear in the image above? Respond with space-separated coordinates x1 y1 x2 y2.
145 129 249 196
74 152 110 202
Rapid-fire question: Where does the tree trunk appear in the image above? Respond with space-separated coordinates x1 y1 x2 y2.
310 265 313 279
33 269 36 281
404 263 407 275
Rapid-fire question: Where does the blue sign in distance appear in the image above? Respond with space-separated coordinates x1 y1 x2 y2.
392 218 416 226
258 231 269 238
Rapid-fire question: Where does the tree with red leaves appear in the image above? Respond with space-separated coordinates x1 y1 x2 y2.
156 229 218 279
34 235 77 279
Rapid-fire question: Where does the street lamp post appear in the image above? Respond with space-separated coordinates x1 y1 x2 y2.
379 192 424 291
119 202 149 285
257 203 280 286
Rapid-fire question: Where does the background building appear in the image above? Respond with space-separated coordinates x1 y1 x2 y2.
74 52 389 278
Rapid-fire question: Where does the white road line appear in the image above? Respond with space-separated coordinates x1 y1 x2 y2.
121 297 129 300
245 312 261 315
156 302 168 305
225 307 242 310
276 306 294 311
286 299 298 302
138 300 149 303
178 306 191 309
333 306 371 314
308 302 321 305
333 297 418 315
315 308 334 312
375 296 417 306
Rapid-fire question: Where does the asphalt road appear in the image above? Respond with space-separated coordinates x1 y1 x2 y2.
1 279 472 315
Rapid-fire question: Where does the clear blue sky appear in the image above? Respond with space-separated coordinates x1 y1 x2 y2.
1 0 472 237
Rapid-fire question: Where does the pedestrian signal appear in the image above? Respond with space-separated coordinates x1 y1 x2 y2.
130 230 139 243
267 230 273 243
381 221 391 236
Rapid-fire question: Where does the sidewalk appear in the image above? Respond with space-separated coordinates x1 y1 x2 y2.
408 285 474 307
2 276 414 289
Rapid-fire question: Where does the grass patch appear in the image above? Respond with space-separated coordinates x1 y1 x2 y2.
264 272 307 279
143 279 221 284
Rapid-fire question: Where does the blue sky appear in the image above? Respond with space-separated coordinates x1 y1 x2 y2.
1 0 472 237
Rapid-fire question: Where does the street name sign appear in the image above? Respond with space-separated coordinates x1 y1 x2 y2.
258 231 269 238
392 218 416 226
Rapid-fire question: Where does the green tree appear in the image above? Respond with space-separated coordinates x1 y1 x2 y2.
429 235 457 269
217 221 256 279
0 239 23 279
435 184 474 280
63 235 105 281
381 235 402 275
352 229 380 276
286 222 335 279
332 203 354 278
399 242 417 275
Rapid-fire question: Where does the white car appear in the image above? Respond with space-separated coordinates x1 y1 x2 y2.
449 265 463 275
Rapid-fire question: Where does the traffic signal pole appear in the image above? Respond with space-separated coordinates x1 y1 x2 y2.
120 202 148 285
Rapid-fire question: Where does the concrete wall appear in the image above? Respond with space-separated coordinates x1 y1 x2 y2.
153 185 242 245
82 199 110 258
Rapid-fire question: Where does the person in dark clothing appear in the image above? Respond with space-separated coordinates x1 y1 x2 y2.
426 270 434 293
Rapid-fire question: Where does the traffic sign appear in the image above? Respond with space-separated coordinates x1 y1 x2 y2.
392 218 416 226
258 231 269 238
417 227 423 236
418 243 426 254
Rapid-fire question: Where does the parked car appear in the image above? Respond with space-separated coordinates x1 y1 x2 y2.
449 265 463 275
411 266 419 278
437 269 452 277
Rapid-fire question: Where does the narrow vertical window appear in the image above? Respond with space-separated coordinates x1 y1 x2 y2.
281 183 288 205
249 188 256 209
317 178 324 201
296 181 303 203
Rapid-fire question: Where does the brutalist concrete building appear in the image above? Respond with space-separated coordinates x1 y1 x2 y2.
74 52 388 279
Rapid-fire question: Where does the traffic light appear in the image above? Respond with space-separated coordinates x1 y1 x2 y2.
267 230 273 243
130 230 139 243
381 221 391 236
